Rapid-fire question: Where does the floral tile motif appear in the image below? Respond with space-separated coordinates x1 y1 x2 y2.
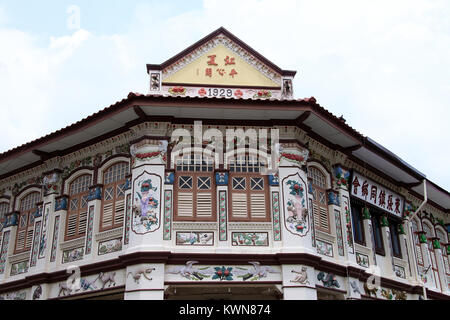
30 220 42 267
316 239 333 257
124 194 131 245
176 232 214 246
219 191 227 241
62 247 84 264
38 205 50 259
163 190 172 241
0 231 11 274
132 174 161 234
50 216 60 262
272 192 281 241
283 174 310 237
394 265 406 279
334 209 345 256
85 206 95 255
10 260 29 276
356 252 369 268
231 232 268 246
342 195 354 254
98 238 122 256
166 261 280 281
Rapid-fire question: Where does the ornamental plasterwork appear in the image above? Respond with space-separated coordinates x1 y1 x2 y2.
161 34 282 85
94 227 124 242
228 222 273 231
129 122 171 138
172 222 218 230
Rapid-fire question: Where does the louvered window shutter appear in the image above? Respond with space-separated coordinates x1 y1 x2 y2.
78 211 87 235
231 193 247 219
102 203 113 228
177 193 193 217
16 230 26 251
114 199 125 225
67 214 78 238
250 193 265 218
25 228 34 249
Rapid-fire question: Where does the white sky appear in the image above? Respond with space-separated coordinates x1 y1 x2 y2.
0 0 449 190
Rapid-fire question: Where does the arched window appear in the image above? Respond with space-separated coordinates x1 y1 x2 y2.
100 162 129 231
308 166 329 233
174 153 216 221
436 227 450 276
65 174 92 241
0 202 9 221
15 192 40 254
228 155 269 222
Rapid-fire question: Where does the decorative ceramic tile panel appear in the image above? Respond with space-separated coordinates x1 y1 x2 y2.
356 252 370 268
0 231 10 274
10 260 29 276
62 247 84 264
231 232 269 246
30 220 42 267
85 206 95 254
98 238 122 255
272 192 281 241
163 190 172 240
334 209 345 256
124 194 131 245
316 239 333 257
38 204 50 259
342 195 354 254
50 216 60 262
176 232 214 246
219 191 227 241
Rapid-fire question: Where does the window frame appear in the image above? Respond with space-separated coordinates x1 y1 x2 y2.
307 164 331 234
371 211 385 256
350 200 366 246
228 154 270 222
65 173 92 241
100 161 130 232
173 153 216 222
14 190 41 254
388 218 402 259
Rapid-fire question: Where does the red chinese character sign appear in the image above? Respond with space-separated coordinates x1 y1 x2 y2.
350 172 404 218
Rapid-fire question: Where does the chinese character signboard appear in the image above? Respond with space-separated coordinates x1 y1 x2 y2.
351 171 404 218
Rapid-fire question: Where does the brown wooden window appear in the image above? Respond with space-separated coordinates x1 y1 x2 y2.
350 200 366 246
65 174 91 241
389 218 402 258
228 155 269 222
15 192 40 254
371 212 385 256
308 166 329 233
0 202 9 222
100 162 129 231
174 155 216 221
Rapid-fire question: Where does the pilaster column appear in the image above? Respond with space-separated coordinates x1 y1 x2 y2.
127 138 167 253
399 220 415 280
215 171 229 251
282 264 317 300
50 195 68 268
0 212 18 281
83 185 102 260
362 207 376 266
380 214 394 277
278 144 314 254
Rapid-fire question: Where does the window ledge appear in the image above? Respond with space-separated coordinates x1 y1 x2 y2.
60 237 85 251
316 230 335 243
95 227 123 242
355 243 371 256
229 222 272 230
8 251 30 264
172 222 218 230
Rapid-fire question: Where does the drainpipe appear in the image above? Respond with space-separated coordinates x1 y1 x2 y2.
406 179 428 299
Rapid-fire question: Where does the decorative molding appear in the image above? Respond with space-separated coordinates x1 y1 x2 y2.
30 220 42 267
219 190 227 241
59 237 85 251
94 227 124 242
228 222 272 231
8 251 30 264
173 222 218 230
334 209 345 256
85 206 95 254
50 216 60 262
163 190 172 241
272 192 281 241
